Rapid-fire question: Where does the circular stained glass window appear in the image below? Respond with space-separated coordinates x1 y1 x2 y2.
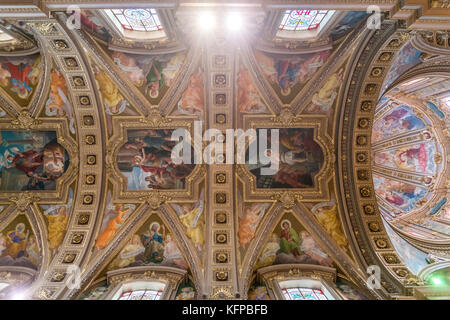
124 9 152 21
289 10 316 28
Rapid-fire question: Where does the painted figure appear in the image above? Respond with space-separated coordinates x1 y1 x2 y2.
0 55 41 101
45 206 69 255
142 222 165 263
46 70 75 134
254 50 330 99
94 69 129 115
3 223 29 259
177 69 204 115
112 51 145 87
164 234 188 269
372 105 426 143
118 129 195 190
279 220 302 257
255 233 280 269
239 203 270 247
0 131 69 191
299 231 333 266
308 67 344 115
312 200 348 249
146 60 164 99
95 204 131 250
176 285 196 300
248 286 270 300
108 234 145 270
248 128 323 189
172 191 205 250
237 67 267 113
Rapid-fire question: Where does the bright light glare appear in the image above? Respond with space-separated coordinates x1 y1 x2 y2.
226 13 243 31
10 290 27 300
198 12 215 31
431 277 442 286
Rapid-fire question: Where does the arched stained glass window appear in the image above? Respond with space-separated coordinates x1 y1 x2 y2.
282 287 328 300
108 9 163 32
112 280 166 300
279 10 332 31
118 289 163 300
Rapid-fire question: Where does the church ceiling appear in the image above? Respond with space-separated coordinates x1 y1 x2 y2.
0 1 448 300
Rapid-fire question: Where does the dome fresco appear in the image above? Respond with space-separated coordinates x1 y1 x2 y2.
371 71 449 277
371 99 443 220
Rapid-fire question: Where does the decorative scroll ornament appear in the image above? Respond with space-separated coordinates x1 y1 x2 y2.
0 272 11 282
10 111 42 129
143 271 157 279
398 31 414 43
271 108 302 126
210 286 234 299
30 22 56 35
404 274 425 287
36 288 53 300
271 192 302 209
140 108 172 127
104 147 115 174
9 192 40 212
139 192 172 210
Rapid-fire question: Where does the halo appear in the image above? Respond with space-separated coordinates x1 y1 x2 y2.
280 86 291 96
149 89 159 99
149 222 160 232
280 219 291 229
16 223 25 232
311 200 336 214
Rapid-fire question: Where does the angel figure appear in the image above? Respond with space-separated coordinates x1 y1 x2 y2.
45 69 75 134
94 67 129 115
307 67 344 116
311 200 348 249
95 201 134 250
238 201 270 247
237 67 267 113
45 206 70 256
177 69 204 115
172 189 205 250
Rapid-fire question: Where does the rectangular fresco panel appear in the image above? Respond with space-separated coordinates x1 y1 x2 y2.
117 129 195 190
0 130 69 191
247 128 324 189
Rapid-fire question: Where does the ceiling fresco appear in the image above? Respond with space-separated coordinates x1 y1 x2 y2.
0 1 448 301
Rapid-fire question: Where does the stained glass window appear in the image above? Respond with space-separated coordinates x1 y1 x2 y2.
282 287 328 300
107 9 163 32
279 10 332 31
118 289 163 300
